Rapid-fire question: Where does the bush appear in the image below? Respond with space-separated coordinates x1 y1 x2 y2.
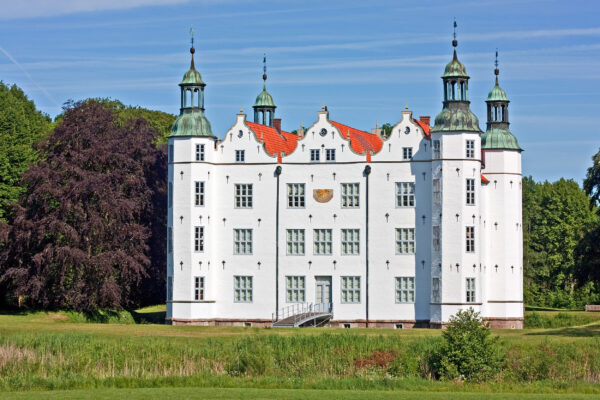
430 308 504 381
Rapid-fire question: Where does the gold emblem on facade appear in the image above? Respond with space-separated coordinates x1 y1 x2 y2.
313 189 333 203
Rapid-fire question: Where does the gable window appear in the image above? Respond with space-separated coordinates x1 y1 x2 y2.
341 229 360 255
286 229 305 255
433 140 441 159
235 150 245 162
466 226 475 253
432 226 440 251
402 147 413 160
194 181 205 206
396 228 415 254
194 276 205 300
310 149 320 162
314 229 332 255
235 184 253 208
466 278 476 303
286 276 306 303
326 148 336 161
234 229 253 255
287 183 305 208
341 183 360 208
432 277 441 303
395 277 415 303
234 276 253 302
341 276 360 303
196 144 205 161
194 226 204 252
396 182 415 207
466 140 475 158
466 178 475 205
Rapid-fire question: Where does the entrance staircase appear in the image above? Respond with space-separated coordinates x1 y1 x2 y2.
272 303 333 327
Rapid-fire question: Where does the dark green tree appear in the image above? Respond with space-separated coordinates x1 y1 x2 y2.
0 82 51 221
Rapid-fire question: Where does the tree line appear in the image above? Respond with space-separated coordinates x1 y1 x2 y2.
0 83 599 311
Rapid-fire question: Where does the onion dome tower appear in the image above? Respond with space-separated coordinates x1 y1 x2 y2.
430 24 482 134
170 36 214 138
481 51 522 150
253 54 276 126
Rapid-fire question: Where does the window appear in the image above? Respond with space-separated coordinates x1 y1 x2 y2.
341 276 360 303
196 144 205 161
194 276 205 300
287 183 305 208
433 140 440 159
168 144 174 162
402 147 413 160
310 149 320 162
235 184 253 208
341 229 360 255
396 182 415 207
466 140 475 158
235 150 245 162
466 278 476 303
286 229 305 255
432 226 440 251
168 182 173 208
466 226 475 253
326 148 336 161
167 276 173 301
396 228 415 254
286 276 305 302
194 181 205 206
234 229 253 254
341 183 360 208
314 229 332 255
432 277 441 303
167 227 173 253
466 178 475 205
234 276 253 302
433 179 441 204
194 226 204 252
395 277 415 303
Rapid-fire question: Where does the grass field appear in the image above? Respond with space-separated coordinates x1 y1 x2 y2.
1 307 599 398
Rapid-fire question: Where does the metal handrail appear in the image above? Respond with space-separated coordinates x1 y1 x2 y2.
272 302 333 326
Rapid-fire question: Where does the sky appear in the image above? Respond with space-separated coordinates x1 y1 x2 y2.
0 0 598 183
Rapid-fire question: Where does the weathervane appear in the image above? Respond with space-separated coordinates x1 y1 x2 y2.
495 49 499 69
263 53 267 82
452 19 458 47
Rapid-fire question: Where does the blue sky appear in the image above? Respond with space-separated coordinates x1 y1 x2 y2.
0 0 598 183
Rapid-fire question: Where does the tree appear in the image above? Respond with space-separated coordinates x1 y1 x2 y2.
0 82 51 221
0 100 167 311
584 148 600 207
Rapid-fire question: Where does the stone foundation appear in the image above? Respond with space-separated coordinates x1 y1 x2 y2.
484 317 523 329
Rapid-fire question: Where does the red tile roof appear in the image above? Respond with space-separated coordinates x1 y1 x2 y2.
481 174 490 184
330 120 383 155
246 121 299 160
413 118 432 138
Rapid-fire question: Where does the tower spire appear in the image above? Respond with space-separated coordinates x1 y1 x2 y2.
262 53 267 89
494 49 499 85
189 27 196 69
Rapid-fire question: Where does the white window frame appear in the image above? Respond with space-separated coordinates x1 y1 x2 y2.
168 182 173 208
235 150 245 163
466 226 475 253
313 229 333 255
194 276 205 300
432 226 440 252
234 229 253 255
310 149 320 162
402 147 413 160
341 183 360 208
235 184 253 208
287 183 305 208
194 226 204 252
466 178 475 205
433 179 441 205
167 227 173 254
396 228 415 254
341 229 360 255
234 275 253 303
466 277 476 303
168 144 174 162
326 148 336 161
286 276 306 303
194 181 205 206
341 276 361 303
465 140 475 159
167 276 173 301
395 277 415 303
433 140 441 159
196 144 205 161
286 229 305 255
432 277 441 303
395 182 415 207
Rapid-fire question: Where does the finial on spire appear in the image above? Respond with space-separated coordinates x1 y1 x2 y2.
452 19 458 47
405 103 409 111
494 49 500 84
262 53 267 82
190 27 195 52
240 105 244 113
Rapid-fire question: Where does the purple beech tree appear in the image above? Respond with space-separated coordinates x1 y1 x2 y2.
0 100 167 311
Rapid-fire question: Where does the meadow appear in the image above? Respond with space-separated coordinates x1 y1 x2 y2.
0 307 599 399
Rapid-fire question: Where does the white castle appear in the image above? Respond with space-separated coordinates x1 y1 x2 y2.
166 38 523 329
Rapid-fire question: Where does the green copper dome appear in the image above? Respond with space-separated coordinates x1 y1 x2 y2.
180 68 204 85
481 127 521 151
442 49 469 78
431 103 482 133
486 82 509 102
170 110 214 137
254 85 276 108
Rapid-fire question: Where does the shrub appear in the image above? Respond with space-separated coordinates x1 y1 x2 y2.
430 308 504 381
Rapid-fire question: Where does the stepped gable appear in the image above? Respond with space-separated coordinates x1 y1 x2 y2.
330 120 383 155
246 121 299 157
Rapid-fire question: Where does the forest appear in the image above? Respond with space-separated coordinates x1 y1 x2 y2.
0 82 599 311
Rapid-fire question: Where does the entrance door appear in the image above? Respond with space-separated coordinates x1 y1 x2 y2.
315 276 332 312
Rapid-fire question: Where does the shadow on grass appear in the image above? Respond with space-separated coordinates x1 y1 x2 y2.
130 310 166 324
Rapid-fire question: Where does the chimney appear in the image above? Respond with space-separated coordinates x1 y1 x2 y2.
298 124 305 137
419 116 431 126
273 118 282 133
